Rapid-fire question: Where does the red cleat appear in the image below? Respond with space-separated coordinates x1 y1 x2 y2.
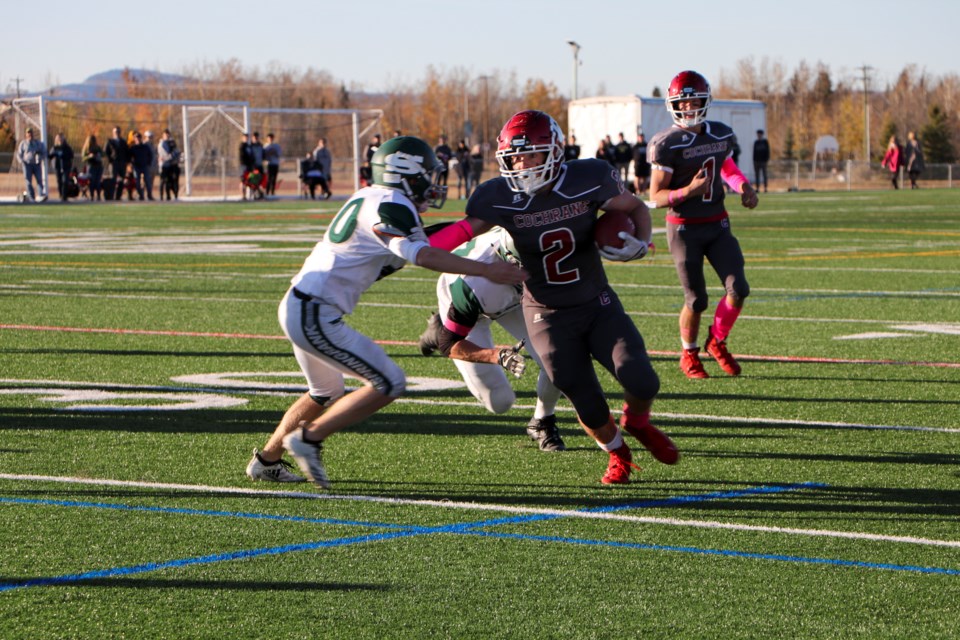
680 347 709 379
620 410 679 465
704 329 741 376
601 444 640 484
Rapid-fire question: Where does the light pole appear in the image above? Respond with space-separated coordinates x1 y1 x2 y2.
478 74 491 156
567 41 581 101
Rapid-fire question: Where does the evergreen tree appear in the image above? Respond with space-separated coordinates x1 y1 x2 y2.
783 127 795 160
919 104 956 163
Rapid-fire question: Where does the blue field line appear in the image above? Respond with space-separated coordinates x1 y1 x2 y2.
0 496 416 530
0 530 421 593
449 482 828 530
2 481 955 592
456 531 960 576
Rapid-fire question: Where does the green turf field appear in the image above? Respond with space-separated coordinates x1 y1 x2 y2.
1 190 958 639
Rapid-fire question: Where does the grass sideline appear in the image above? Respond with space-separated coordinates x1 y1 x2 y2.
0 190 958 639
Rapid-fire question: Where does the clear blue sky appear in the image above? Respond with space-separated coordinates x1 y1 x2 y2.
3 0 957 98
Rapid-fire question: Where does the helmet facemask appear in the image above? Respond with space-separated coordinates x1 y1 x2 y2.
496 143 564 195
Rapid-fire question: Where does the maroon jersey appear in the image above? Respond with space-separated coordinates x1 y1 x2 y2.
648 121 735 220
466 158 625 308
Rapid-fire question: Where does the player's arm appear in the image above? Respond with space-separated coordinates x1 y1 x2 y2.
650 165 710 210
431 305 527 377
597 192 653 261
427 216 493 250
375 203 523 285
720 157 759 209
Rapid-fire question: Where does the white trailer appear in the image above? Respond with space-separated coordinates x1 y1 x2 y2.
567 95 766 181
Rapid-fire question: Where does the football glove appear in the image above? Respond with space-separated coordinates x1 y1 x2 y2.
497 340 527 378
598 232 649 262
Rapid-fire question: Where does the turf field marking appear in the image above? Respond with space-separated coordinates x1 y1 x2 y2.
2 377 956 432
1 480 957 593
3 474 958 549
2 323 958 368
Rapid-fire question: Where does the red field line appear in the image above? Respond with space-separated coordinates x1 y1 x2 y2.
2 324 958 368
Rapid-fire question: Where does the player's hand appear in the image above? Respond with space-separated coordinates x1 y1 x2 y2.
741 184 759 209
687 168 711 197
484 260 528 286
598 233 649 261
498 340 526 378
407 226 429 243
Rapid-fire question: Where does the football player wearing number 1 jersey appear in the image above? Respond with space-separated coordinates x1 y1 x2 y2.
647 70 759 379
246 136 528 489
428 110 679 485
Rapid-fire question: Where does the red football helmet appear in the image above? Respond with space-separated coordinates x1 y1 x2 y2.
666 70 712 128
495 110 565 195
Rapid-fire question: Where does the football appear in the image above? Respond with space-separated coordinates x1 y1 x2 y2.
594 211 636 249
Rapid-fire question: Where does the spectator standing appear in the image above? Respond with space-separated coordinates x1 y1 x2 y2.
434 135 453 191
467 144 484 197
613 132 633 182
595 138 614 167
143 131 157 200
752 129 770 193
17 127 47 202
454 140 470 199
263 133 282 196
250 132 265 172
881 135 902 189
48 132 74 201
648 70 759 379
312 137 333 199
238 132 255 199
632 132 650 195
81 134 104 201
563 134 581 161
904 131 925 189
129 132 152 201
158 129 181 200
104 126 129 185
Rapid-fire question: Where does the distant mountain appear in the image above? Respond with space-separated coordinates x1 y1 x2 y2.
45 68 194 99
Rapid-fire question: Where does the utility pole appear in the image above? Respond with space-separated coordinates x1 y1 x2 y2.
567 41 581 101
13 76 25 98
478 75 491 157
859 65 873 161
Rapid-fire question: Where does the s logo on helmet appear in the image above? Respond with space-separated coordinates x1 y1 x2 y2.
382 151 425 184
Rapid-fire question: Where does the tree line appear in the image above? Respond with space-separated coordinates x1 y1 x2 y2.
2 58 956 164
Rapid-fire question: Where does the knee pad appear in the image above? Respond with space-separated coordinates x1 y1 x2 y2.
687 292 709 314
486 387 516 414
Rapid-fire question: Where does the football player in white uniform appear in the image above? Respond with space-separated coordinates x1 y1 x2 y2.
418 227 566 452
246 136 527 488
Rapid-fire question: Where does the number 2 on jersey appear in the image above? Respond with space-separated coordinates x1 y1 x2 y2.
540 228 579 284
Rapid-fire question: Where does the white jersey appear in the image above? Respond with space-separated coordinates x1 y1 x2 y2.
437 230 520 324
292 186 428 315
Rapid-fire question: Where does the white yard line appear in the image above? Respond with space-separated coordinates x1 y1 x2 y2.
2 473 957 549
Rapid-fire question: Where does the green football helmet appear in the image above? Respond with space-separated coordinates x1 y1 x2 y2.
371 136 447 208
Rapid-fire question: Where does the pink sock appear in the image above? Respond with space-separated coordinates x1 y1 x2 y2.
621 404 650 428
711 298 741 342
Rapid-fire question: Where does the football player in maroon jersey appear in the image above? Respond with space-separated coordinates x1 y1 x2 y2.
647 70 759 379
428 110 678 485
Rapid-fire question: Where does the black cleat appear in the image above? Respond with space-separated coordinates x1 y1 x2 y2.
526 415 566 452
418 312 443 356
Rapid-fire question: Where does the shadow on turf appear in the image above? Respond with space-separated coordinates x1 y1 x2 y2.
0 347 290 358
0 399 554 436
0 577 388 592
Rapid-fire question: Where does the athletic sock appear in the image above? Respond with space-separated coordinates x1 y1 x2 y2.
712 297 741 342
